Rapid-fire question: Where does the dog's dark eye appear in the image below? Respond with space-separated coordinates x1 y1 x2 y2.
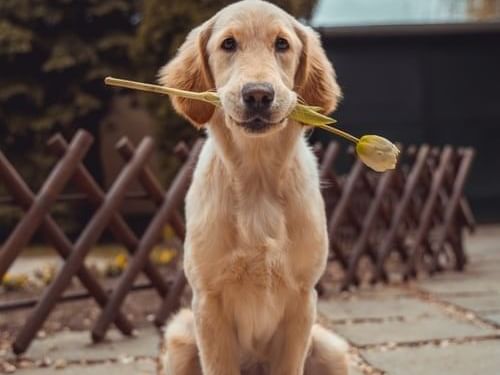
275 37 289 52
221 37 237 52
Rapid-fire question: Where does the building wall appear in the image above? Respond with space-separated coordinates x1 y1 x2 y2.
317 26 500 221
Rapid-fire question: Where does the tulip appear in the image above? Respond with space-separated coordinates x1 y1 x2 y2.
356 135 400 172
104 77 400 172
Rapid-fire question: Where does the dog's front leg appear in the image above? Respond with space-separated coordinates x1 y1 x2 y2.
194 295 241 375
270 291 316 375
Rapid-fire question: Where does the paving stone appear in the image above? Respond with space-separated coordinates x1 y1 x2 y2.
15 358 156 374
483 312 500 326
331 315 494 346
347 364 364 375
466 257 500 273
465 225 500 261
417 275 500 296
433 260 500 281
319 295 443 321
348 286 411 298
362 340 500 375
19 327 159 362
440 294 500 313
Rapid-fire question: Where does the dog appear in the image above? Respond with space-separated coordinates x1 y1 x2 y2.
158 1 348 374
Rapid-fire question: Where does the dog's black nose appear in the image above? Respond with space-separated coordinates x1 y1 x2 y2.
242 83 275 112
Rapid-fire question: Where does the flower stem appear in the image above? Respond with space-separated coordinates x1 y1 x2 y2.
315 124 360 144
105 77 360 143
104 77 219 105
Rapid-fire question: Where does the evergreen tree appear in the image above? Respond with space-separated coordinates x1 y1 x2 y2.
0 0 140 236
0 0 139 188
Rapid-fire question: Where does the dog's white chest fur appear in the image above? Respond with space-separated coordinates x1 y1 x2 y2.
223 251 288 358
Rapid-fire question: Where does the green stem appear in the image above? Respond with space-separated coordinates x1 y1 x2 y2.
315 124 360 144
105 77 360 143
104 77 220 105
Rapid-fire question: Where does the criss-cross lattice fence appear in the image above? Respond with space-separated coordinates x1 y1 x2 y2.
0 129 202 353
315 141 475 291
0 130 474 354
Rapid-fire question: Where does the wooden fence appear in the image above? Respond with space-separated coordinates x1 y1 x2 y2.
315 142 475 291
0 129 475 354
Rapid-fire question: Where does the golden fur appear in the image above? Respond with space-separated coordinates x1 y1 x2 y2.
158 1 348 374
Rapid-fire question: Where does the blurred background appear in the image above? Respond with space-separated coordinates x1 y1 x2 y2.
1 0 499 239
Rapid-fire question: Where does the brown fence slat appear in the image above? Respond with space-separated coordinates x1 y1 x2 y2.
0 191 150 205
433 148 475 271
326 159 366 267
155 271 188 326
319 142 340 179
0 282 155 312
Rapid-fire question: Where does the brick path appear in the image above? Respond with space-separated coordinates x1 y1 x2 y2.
1 225 499 374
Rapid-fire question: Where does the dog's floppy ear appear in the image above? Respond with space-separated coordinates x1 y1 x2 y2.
158 20 215 127
294 24 341 114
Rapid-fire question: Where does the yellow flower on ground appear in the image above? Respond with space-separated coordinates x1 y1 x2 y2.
113 253 128 269
356 135 400 172
105 253 128 278
2 273 29 291
34 264 56 286
151 247 177 266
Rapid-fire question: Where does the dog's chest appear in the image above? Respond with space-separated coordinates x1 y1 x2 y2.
221 250 289 357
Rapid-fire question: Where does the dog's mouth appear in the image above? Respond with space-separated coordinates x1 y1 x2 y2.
232 116 286 134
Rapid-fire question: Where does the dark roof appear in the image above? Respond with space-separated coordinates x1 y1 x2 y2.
316 21 500 38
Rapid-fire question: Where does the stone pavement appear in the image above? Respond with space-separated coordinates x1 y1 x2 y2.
1 225 499 374
319 224 500 375
0 327 159 374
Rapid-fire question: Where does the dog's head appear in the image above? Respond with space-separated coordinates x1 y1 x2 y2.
159 0 341 137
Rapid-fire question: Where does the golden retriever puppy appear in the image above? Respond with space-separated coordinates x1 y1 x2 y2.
158 1 348 374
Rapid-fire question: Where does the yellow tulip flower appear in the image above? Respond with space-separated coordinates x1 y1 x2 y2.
356 135 400 172
105 77 400 172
